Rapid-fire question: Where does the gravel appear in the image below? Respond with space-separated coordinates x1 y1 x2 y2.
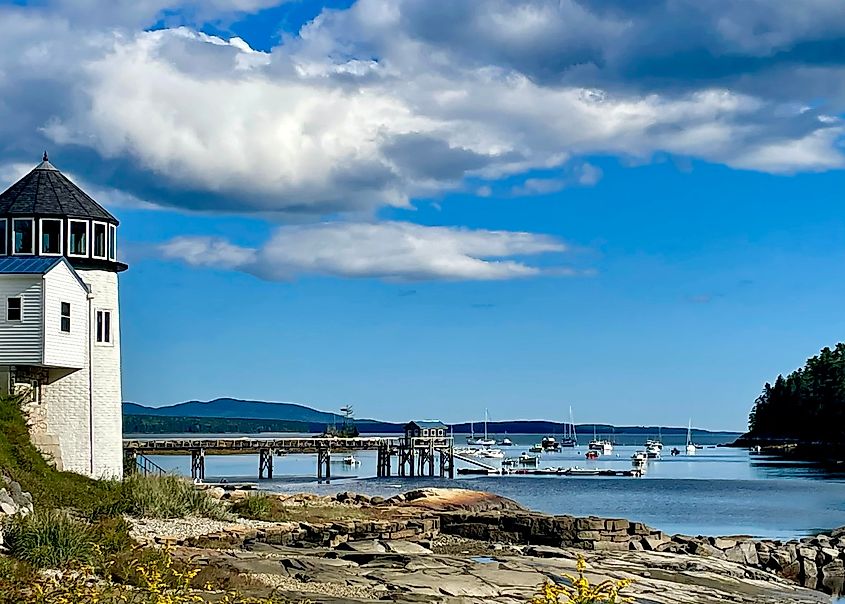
127 516 281 544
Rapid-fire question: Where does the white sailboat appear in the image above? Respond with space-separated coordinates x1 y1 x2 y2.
561 406 577 447
588 424 613 454
685 419 697 454
468 409 495 446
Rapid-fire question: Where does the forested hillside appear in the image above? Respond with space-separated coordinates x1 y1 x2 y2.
748 344 845 443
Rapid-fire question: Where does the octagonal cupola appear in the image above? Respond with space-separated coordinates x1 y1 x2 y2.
0 153 127 272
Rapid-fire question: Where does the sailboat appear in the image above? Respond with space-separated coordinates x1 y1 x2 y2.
685 419 697 454
588 424 613 454
467 409 495 446
560 406 577 448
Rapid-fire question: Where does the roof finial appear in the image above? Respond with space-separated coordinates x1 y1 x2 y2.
43 151 49 162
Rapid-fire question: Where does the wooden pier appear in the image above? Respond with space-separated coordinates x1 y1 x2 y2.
123 435 455 482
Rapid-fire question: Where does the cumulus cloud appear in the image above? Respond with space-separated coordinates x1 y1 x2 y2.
0 0 842 218
158 222 568 281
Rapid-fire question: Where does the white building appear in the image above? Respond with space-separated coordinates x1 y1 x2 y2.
0 154 125 478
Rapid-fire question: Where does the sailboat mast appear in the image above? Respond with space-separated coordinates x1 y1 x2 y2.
484 409 489 440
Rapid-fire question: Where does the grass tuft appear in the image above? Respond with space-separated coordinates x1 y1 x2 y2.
231 493 273 520
123 474 230 520
4 509 97 568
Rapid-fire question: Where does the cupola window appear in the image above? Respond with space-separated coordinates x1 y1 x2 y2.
108 224 116 261
0 219 6 255
92 222 107 259
69 220 88 257
40 219 62 255
12 219 34 255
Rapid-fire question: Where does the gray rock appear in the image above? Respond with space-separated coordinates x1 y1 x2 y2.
689 542 727 559
770 544 797 570
725 542 759 566
821 559 844 596
801 558 818 589
0 489 14 507
0 501 17 515
782 560 802 581
523 545 569 559
383 540 432 555
831 526 845 539
711 537 738 550
337 540 386 554
641 535 669 551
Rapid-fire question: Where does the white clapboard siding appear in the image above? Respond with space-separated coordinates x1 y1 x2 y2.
43 261 88 369
0 276 43 364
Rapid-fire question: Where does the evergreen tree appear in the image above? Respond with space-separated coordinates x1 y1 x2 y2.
748 344 845 443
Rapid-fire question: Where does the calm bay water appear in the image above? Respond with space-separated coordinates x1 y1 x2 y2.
138 431 845 540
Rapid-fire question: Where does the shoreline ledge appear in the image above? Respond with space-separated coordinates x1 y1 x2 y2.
125 487 843 602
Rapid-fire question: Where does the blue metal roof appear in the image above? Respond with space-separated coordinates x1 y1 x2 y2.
0 256 63 274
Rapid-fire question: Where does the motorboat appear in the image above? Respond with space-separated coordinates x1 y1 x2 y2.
502 457 519 467
631 451 647 465
670 447 681 456
341 455 360 465
529 444 544 453
565 467 600 476
498 437 514 446
518 452 539 465
478 448 504 459
541 436 560 452
645 443 661 459
585 450 599 460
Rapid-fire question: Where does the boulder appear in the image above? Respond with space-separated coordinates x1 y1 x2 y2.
401 488 522 512
801 558 818 589
821 559 845 596
711 537 738 550
689 542 727 559
831 526 845 539
641 535 669 551
782 560 802 581
383 540 432 555
725 542 759 566
769 544 797 570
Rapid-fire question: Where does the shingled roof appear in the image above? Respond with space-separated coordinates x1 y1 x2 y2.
0 154 118 224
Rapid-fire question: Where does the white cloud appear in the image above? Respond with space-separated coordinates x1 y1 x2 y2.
0 0 842 219
158 221 568 281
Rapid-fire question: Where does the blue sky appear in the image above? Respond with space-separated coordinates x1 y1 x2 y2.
2 0 845 430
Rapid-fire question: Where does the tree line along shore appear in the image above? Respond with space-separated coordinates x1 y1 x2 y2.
734 342 845 461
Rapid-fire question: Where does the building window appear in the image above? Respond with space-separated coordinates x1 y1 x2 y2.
40 218 62 255
422 428 429 436
96 309 112 344
60 302 71 333
69 220 88 257
6 297 21 321
12 219 34 255
108 224 116 261
0 219 6 255
93 222 107 259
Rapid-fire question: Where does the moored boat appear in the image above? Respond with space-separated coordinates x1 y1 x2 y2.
685 419 697 454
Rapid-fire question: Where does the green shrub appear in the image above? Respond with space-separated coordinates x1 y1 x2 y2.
90 515 134 557
231 493 273 520
123 474 229 520
4 509 97 568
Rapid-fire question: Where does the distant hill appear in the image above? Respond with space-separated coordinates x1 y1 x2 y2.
123 399 738 436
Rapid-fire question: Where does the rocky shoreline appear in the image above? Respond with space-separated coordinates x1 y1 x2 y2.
124 487 843 603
